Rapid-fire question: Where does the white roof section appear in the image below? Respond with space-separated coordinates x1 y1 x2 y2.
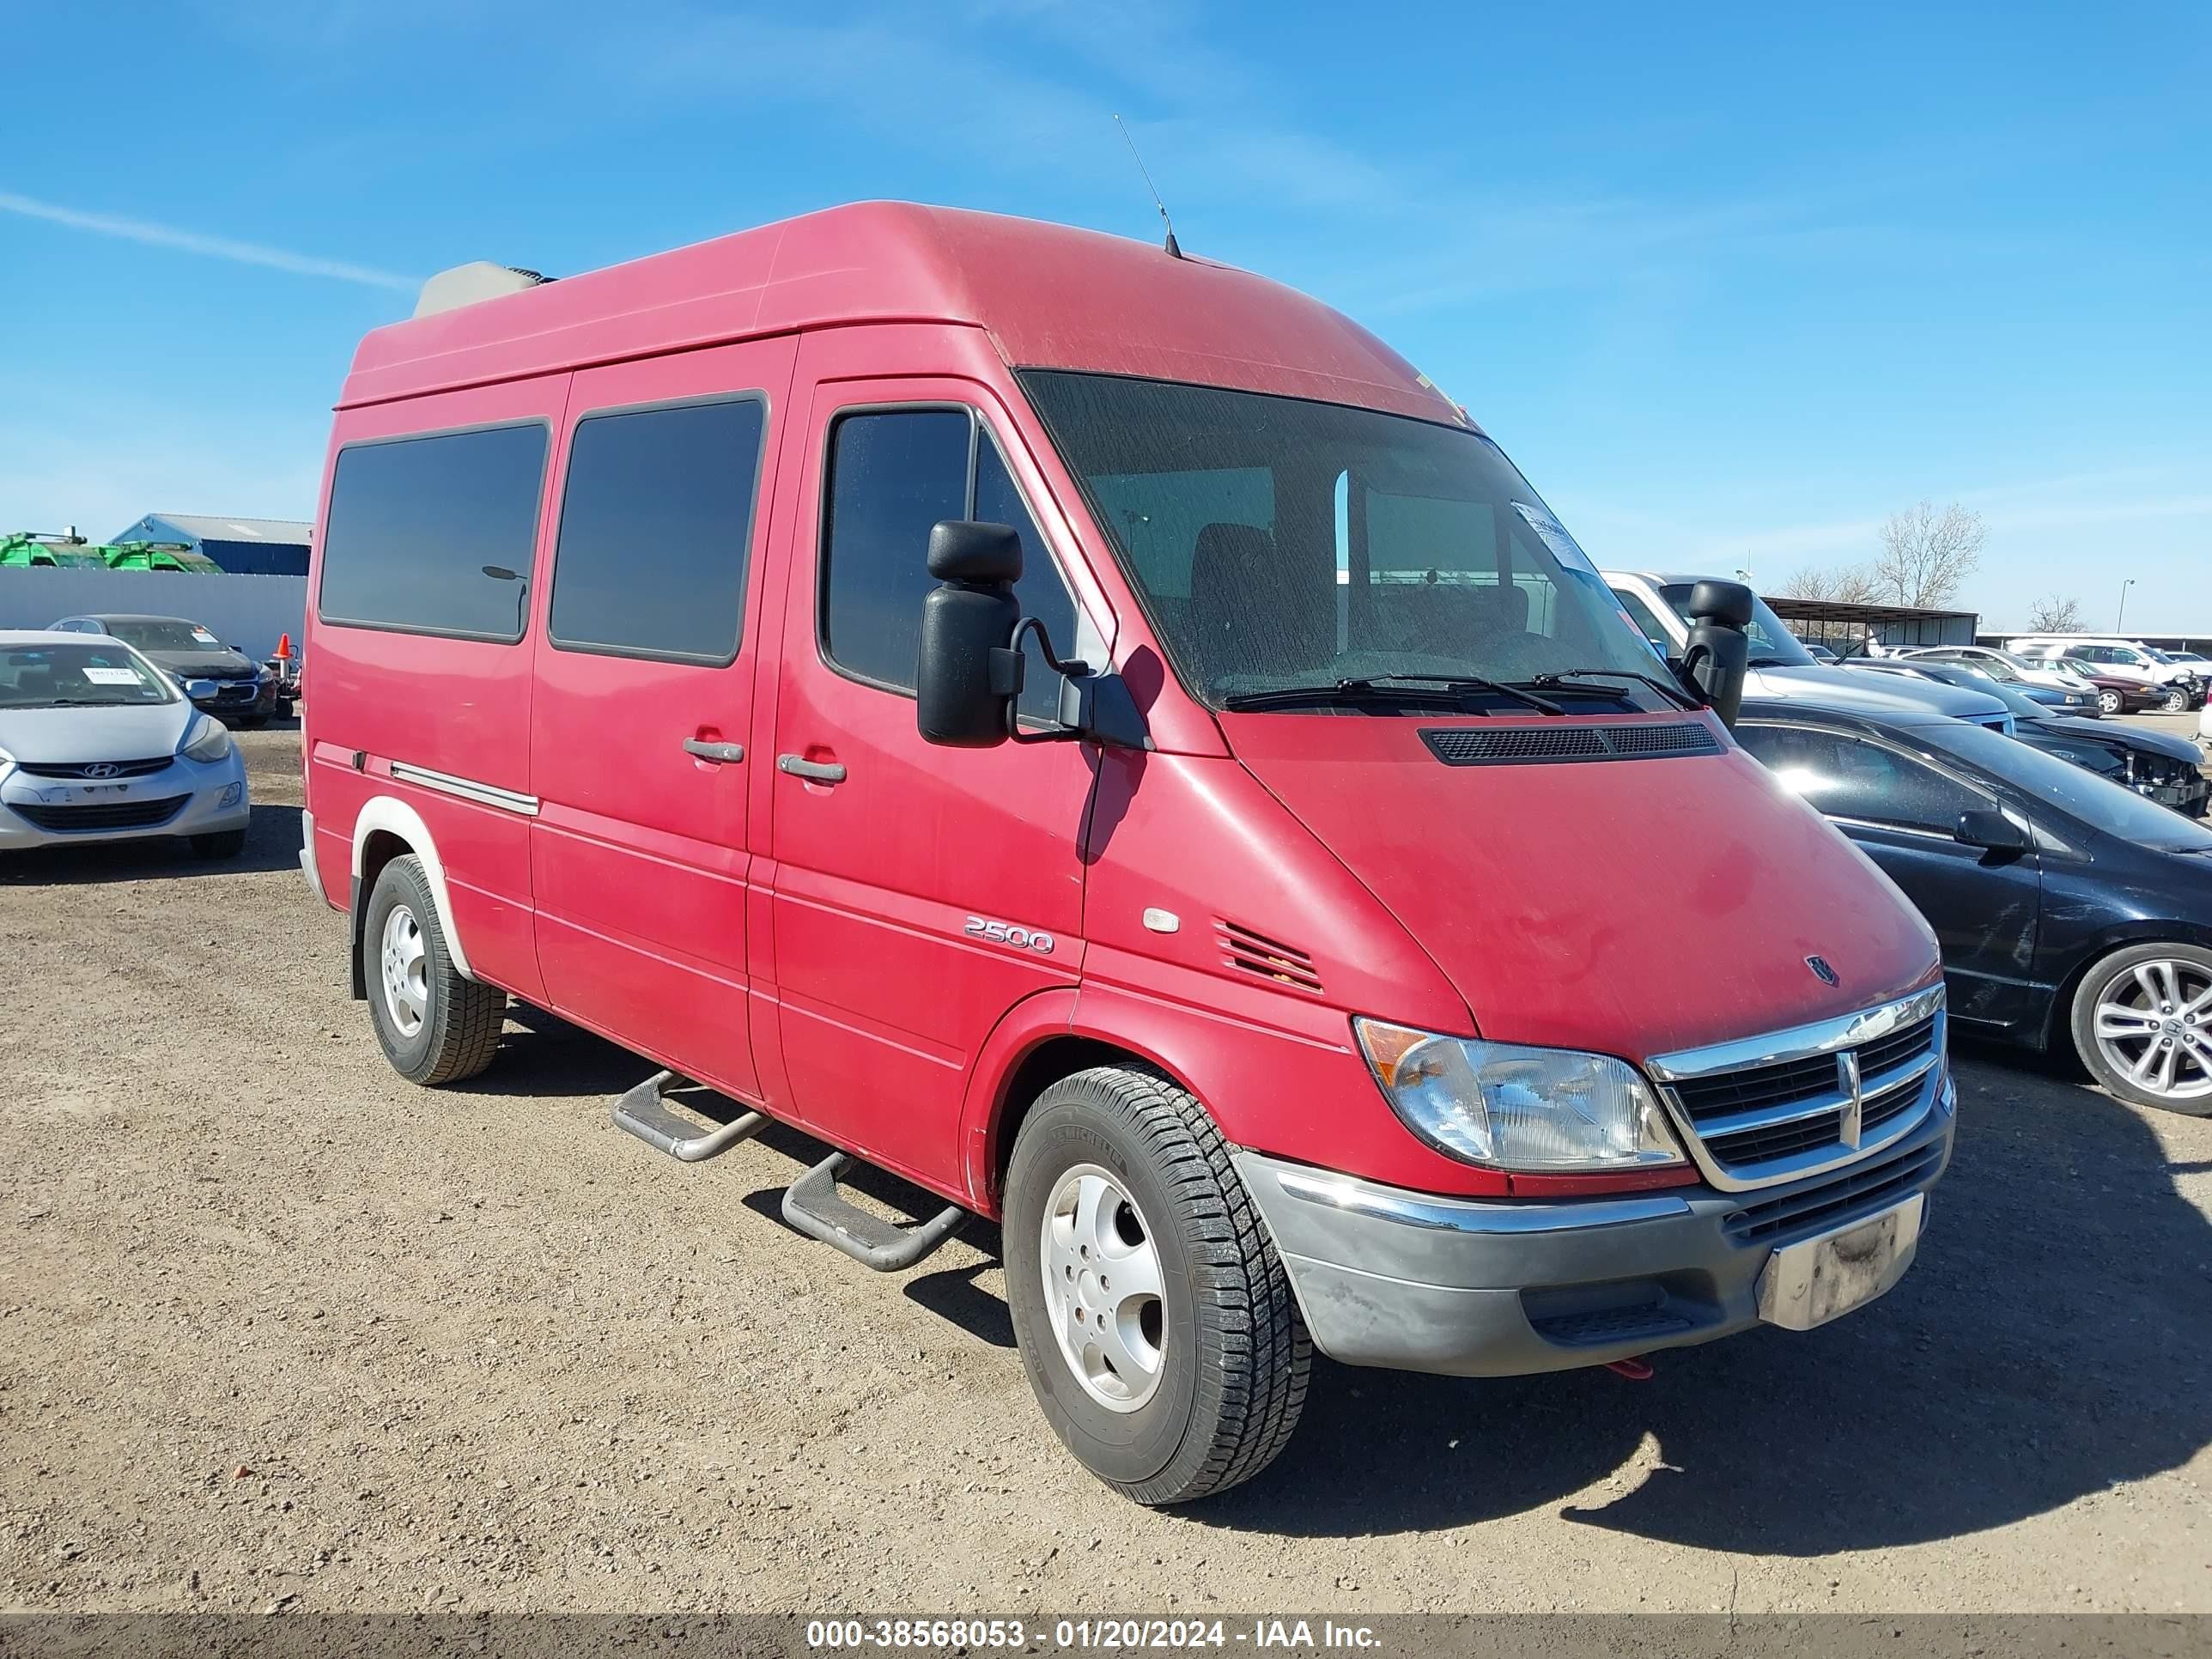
122 514 312 544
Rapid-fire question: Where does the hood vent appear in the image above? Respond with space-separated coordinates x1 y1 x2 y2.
1216 919 1324 995
1421 721 1722 767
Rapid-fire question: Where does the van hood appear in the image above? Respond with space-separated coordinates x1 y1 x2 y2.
1219 712 1940 1062
1747 664 2009 721
0 699 195 764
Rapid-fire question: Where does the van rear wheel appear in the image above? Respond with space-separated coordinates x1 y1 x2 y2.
362 854 505 1085
1002 1066 1310 1505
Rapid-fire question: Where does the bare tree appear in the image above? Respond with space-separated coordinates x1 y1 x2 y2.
1875 500 1985 608
1780 560 1885 605
2027 593 2085 632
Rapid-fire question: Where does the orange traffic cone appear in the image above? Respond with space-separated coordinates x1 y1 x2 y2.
273 632 294 660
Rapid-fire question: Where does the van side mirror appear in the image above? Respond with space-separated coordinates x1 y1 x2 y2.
1955 808 2030 855
917 521 1024 748
1679 579 1754 728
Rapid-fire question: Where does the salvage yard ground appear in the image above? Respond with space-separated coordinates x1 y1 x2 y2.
3 722 2209 1614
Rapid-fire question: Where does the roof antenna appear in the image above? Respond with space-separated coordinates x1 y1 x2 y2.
1114 114 1183 259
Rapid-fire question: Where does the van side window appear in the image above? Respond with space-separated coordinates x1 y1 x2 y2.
319 423 548 641
821 409 1077 721
550 398 767 663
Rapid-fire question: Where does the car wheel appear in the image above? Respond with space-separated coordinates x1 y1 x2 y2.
1002 1066 1310 1505
2069 944 2212 1115
2096 690 2123 715
188 829 246 860
361 854 505 1085
2161 686 2190 714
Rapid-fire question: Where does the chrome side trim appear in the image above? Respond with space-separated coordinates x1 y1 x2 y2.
1273 1169 1692 1235
1645 985 1945 1082
390 761 539 817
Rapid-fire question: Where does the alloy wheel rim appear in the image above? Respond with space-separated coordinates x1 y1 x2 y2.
1040 1164 1166 1413
380 904 428 1039
2093 959 2212 1101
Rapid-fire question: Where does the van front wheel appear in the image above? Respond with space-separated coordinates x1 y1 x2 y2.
361 854 505 1085
1002 1066 1310 1505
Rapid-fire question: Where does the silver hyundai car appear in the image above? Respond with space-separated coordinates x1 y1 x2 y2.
0 630 252 858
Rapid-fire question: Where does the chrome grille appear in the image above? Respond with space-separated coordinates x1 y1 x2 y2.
1647 988 1946 1191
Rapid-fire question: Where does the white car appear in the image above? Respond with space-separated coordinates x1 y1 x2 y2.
0 629 252 857
1896 644 2094 695
1603 570 2016 732
2004 635 2202 712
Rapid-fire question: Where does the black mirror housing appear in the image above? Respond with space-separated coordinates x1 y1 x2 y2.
1955 807 2030 854
917 525 1024 749
1680 579 1755 728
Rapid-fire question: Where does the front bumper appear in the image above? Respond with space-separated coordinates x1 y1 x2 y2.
182 675 276 717
1235 1073 1955 1378
0 754 251 850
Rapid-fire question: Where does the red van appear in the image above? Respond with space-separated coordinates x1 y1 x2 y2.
301 204 1954 1504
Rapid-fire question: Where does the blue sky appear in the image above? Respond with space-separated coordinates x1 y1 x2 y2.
4 1 2206 629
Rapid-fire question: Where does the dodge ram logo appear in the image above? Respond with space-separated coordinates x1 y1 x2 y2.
1806 955 1840 987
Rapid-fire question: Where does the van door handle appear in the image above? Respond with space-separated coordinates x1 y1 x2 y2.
776 755 847 784
682 738 745 763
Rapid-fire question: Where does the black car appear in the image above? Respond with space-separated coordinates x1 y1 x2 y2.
1846 659 2208 817
1735 697 2212 1115
48 613 281 724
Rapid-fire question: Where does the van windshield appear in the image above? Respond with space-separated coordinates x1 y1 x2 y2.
1019 373 1668 712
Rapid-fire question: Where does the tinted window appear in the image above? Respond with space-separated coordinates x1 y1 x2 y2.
822 410 1078 721
550 398 767 662
319 423 547 641
1738 723 1988 834
1656 584 1814 667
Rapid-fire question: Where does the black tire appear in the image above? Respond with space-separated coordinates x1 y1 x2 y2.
1002 1066 1310 1505
2069 942 2212 1116
2097 690 2123 716
361 854 505 1085
188 828 246 860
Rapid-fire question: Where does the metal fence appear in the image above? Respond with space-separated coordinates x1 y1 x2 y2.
0 568 307 659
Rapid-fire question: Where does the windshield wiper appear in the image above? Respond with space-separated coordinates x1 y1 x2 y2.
1221 675 1562 715
1525 667 1700 711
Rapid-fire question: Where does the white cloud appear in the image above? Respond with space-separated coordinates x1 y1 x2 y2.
0 189 416 291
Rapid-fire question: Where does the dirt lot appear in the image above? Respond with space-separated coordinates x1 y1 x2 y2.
3 723 2209 1615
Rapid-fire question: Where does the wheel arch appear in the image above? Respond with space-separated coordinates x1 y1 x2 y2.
2043 921 2212 1048
348 795 476 992
957 989 1208 1218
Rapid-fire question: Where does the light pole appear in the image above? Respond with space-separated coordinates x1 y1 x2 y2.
2119 578 2136 631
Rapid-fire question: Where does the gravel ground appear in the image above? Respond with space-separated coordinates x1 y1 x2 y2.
3 724 2209 1615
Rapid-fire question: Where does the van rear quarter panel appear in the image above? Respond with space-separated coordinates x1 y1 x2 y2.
305 374 571 1000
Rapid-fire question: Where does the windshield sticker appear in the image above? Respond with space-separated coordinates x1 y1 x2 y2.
82 665 147 685
191 628 219 645
1512 501 1601 576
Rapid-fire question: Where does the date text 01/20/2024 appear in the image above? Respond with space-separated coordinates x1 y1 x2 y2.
804 1620 1383 1650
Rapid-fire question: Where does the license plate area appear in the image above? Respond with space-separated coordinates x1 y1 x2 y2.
1757 1193 1924 1331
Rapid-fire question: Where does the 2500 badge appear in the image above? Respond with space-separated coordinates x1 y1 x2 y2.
964 915 1055 954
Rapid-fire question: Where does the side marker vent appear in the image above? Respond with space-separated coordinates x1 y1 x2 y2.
1216 919 1324 995
1422 722 1722 766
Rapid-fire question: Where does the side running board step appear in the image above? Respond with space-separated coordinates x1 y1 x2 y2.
611 1070 768 1164
781 1152 967 1273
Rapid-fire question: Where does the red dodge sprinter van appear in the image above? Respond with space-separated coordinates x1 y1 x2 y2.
302 204 1954 1504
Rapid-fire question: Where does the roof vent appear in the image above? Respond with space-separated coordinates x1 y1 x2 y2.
412 262 556 319
1421 722 1722 767
1215 919 1324 995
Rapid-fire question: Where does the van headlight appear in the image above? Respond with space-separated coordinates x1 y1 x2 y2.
180 713 233 763
1354 1018 1686 1172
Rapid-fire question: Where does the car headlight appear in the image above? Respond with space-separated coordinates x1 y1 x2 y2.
180 713 233 763
1354 1018 1686 1172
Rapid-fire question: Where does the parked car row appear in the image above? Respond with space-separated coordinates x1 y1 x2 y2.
2005 635 2206 713
0 630 252 858
46 612 292 724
